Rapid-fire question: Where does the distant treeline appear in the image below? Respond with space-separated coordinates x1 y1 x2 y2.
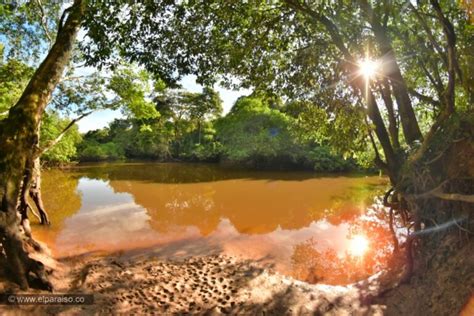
43 94 375 172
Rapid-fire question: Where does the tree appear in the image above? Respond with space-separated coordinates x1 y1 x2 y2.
185 87 223 144
0 0 84 289
215 96 353 170
3 47 164 223
153 87 222 156
216 96 299 167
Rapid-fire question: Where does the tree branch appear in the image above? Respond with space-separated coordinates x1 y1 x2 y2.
364 115 389 172
35 0 53 46
408 88 441 108
407 179 474 203
407 180 449 199
409 3 448 68
417 56 444 97
430 0 456 114
38 111 92 156
57 5 74 38
379 79 400 149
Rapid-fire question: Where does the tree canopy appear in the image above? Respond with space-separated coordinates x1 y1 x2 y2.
81 0 473 181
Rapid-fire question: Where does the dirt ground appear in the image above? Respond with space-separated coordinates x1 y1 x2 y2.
0 237 472 315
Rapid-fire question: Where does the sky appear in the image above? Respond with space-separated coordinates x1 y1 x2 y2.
1 14 251 133
77 75 251 133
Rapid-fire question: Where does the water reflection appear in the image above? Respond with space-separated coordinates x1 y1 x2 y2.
290 206 394 284
33 162 391 285
33 170 81 247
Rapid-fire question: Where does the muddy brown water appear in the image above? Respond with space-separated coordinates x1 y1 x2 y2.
34 162 393 285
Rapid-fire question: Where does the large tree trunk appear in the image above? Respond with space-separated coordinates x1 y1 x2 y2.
379 79 400 150
358 0 423 145
0 0 83 290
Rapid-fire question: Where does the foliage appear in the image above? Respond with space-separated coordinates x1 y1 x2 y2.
0 1 61 62
0 53 33 114
307 147 354 172
77 140 125 162
215 96 354 170
216 97 298 167
152 87 223 157
40 111 82 164
74 95 357 172
108 65 161 120
7 0 468 174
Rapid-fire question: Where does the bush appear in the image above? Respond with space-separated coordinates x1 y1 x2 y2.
77 140 125 161
216 97 300 168
307 147 354 172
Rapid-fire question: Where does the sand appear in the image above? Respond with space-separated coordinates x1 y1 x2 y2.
1 237 471 315
0 249 391 315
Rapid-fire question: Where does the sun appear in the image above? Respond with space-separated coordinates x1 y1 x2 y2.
348 234 369 257
359 59 379 79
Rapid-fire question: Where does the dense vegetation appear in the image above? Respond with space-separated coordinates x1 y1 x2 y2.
75 93 360 172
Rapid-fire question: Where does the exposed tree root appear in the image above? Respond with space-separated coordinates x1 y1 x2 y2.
430 190 474 203
0 224 52 291
18 158 50 226
29 190 50 225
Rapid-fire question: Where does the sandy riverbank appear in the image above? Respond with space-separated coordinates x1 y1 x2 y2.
0 249 391 315
0 238 471 315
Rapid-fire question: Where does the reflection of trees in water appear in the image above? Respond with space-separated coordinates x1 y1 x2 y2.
149 184 220 236
291 205 393 285
69 162 273 183
33 170 82 245
108 178 371 236
103 167 389 237
68 162 386 184
37 165 395 283
322 179 389 227
38 170 82 226
41 164 390 248
292 239 362 284
109 181 221 236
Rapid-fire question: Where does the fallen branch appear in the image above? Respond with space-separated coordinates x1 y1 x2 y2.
407 179 474 203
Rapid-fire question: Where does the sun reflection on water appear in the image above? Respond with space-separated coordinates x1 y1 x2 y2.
348 234 369 257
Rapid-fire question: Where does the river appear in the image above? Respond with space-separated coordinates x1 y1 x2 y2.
34 162 393 285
